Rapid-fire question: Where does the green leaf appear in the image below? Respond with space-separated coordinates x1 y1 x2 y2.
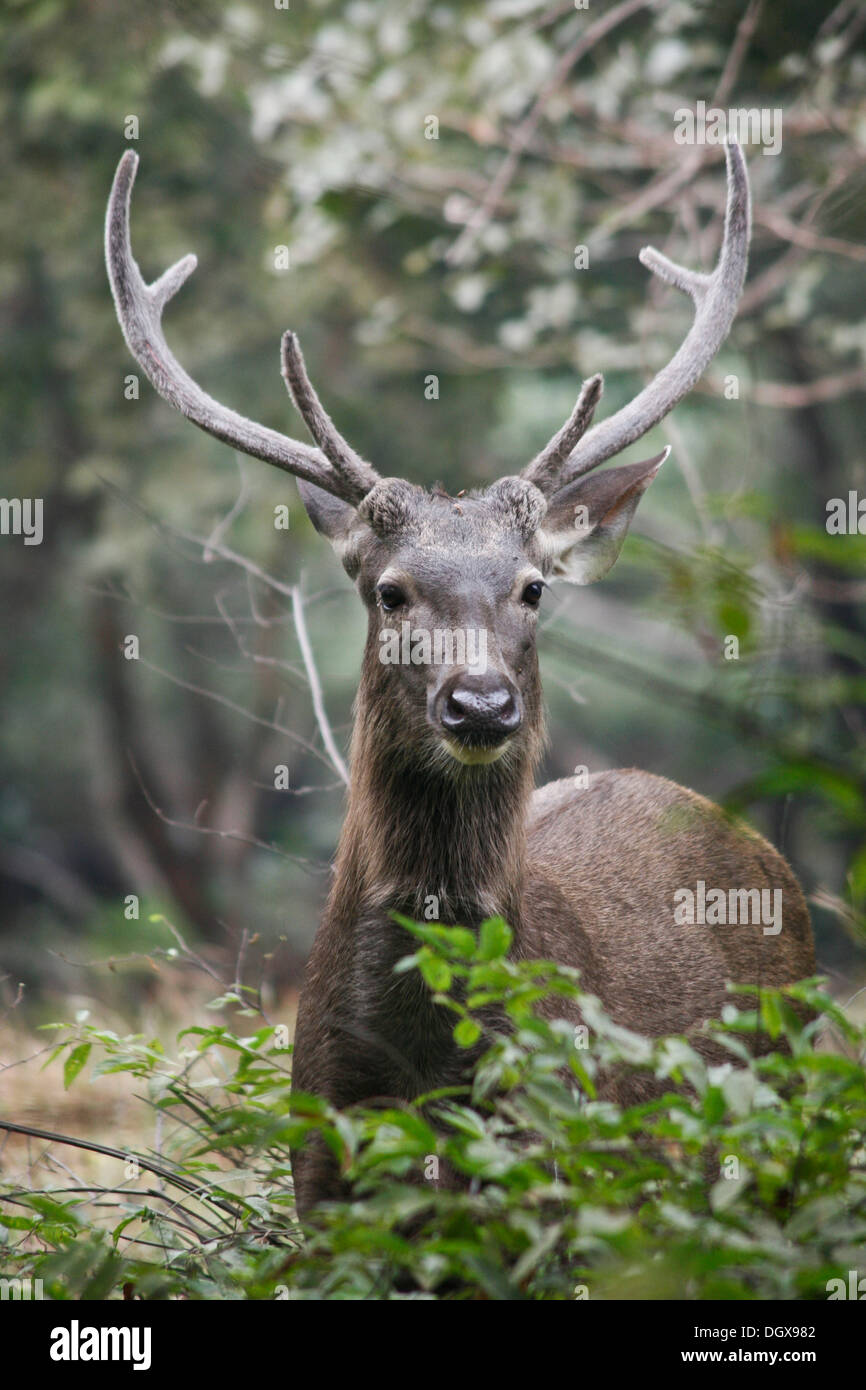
454 1018 482 1048
478 917 512 960
419 955 452 992
760 992 783 1041
63 1043 91 1090
703 1085 726 1125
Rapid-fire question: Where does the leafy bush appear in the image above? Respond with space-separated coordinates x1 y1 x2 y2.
2 920 865 1300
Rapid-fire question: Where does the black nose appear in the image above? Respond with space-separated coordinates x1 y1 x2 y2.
440 674 522 746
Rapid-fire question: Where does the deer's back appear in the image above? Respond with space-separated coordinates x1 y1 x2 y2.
525 769 815 1041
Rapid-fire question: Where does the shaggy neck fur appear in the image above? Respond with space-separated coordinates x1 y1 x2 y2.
325 633 544 947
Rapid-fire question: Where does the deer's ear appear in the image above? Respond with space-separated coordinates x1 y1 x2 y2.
540 448 668 585
297 478 364 572
297 478 357 541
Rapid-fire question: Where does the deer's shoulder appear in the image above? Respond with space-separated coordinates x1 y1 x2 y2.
524 768 813 1011
527 768 775 879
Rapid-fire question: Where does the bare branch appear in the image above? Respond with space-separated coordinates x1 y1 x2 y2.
132 654 334 774
0 1118 244 1219
706 367 866 408
754 205 866 263
291 585 350 786
203 456 251 563
127 751 329 872
662 414 719 545
445 0 656 265
715 0 765 105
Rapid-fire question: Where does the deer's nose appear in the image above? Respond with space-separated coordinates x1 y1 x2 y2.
439 674 522 746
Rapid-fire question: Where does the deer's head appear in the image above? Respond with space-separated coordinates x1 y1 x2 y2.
105 145 750 770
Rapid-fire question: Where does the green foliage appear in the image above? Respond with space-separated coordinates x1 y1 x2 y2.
3 921 865 1300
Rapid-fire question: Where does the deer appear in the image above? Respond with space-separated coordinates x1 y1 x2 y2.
105 141 815 1219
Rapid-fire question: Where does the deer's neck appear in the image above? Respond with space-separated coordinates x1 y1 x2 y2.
326 667 541 948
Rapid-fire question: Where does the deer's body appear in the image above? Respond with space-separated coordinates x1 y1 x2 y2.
105 140 815 1224
290 627 813 1213
527 771 811 1038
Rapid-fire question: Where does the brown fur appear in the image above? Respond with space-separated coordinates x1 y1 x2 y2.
289 481 815 1216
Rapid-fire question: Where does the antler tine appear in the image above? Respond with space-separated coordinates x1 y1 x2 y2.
105 151 378 507
549 140 751 488
280 332 377 491
522 374 603 495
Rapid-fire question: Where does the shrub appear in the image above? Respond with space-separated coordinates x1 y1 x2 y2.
2 919 865 1300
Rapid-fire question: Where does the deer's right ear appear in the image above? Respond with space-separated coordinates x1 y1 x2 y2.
297 479 363 571
540 448 668 584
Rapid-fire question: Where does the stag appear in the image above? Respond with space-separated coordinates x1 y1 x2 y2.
105 144 815 1218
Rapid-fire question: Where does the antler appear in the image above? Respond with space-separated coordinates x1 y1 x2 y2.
522 373 604 494
105 151 379 506
523 140 751 495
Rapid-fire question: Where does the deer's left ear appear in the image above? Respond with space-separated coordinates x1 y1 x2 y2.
297 477 357 543
539 448 668 584
296 478 367 577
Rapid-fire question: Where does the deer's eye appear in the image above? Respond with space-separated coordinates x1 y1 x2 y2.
522 580 545 608
378 583 406 612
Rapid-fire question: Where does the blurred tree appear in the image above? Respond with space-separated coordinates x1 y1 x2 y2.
0 0 864 1004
